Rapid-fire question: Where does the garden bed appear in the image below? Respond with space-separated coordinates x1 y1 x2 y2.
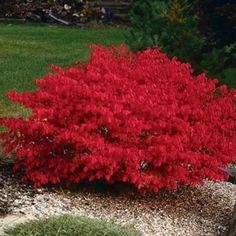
0 162 236 236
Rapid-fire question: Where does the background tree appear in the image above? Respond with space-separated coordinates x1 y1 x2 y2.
126 0 236 87
126 0 205 69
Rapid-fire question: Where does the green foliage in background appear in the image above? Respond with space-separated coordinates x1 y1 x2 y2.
126 0 205 67
194 0 236 48
126 0 236 88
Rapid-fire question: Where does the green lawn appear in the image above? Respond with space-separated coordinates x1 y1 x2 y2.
0 22 124 116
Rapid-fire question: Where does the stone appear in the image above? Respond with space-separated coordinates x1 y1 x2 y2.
227 202 236 236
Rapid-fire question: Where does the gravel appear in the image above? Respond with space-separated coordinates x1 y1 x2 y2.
0 163 235 236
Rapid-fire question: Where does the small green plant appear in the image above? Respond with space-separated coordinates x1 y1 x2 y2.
4 215 140 236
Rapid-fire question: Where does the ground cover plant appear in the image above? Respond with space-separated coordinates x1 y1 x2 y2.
0 44 235 193
4 215 139 236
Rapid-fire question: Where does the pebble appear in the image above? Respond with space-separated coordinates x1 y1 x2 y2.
0 168 236 236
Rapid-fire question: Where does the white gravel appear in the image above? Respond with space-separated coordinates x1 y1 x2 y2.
0 175 235 236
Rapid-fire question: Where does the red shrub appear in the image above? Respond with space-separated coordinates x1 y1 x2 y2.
1 45 235 192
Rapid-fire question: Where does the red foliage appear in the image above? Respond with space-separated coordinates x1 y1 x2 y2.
1 45 235 192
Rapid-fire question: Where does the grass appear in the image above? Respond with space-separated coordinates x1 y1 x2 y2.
0 21 124 117
4 215 140 236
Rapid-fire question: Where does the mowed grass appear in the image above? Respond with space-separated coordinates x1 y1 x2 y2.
0 22 124 117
